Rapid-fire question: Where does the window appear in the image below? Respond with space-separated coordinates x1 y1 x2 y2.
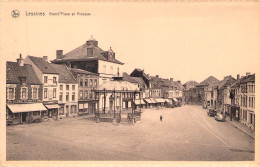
89 91 93 99
72 85 75 90
80 79 83 86
44 88 48 98
60 85 63 91
53 88 56 98
79 90 83 99
66 93 69 101
71 105 76 114
21 77 26 84
44 76 48 83
90 79 93 86
21 88 27 99
32 88 38 99
7 88 15 100
85 79 88 87
84 90 88 99
59 93 63 101
53 77 57 83
66 85 69 91
94 79 97 87
72 92 75 101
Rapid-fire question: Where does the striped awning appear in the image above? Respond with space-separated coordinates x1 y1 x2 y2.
150 98 157 103
7 103 47 113
144 98 155 104
172 98 178 101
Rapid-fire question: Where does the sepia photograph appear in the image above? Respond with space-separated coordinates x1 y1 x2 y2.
0 0 259 165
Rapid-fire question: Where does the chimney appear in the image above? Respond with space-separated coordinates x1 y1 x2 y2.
56 50 63 59
43 56 48 62
237 74 240 80
170 78 173 81
177 80 181 83
246 72 250 77
156 75 159 78
86 35 98 47
17 54 24 66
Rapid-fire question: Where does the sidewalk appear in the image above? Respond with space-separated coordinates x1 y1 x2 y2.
225 116 255 139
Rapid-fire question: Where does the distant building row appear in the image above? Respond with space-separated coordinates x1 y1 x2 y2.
183 73 255 131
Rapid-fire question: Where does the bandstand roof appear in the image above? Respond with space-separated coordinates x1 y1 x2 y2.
96 79 139 92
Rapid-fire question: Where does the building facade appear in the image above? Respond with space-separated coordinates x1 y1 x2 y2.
6 55 47 125
50 64 79 118
24 56 60 120
51 36 124 84
70 68 99 115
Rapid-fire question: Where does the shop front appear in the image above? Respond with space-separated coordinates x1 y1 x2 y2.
44 103 59 120
6 103 47 125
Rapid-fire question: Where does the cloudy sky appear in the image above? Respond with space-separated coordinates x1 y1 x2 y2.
2 1 259 83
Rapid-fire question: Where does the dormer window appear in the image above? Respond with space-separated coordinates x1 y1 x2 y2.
20 77 26 84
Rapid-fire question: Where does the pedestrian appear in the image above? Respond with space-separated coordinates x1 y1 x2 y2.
160 115 163 122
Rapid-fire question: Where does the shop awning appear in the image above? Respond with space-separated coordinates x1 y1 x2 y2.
45 104 60 109
7 103 47 113
172 98 178 101
154 98 165 103
134 99 146 105
150 98 157 103
144 99 153 104
165 99 171 103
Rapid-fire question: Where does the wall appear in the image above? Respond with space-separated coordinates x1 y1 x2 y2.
98 60 123 84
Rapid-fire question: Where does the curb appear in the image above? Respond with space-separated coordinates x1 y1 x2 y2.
226 119 255 139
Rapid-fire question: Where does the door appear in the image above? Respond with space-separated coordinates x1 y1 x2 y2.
22 112 27 122
66 105 69 117
110 100 113 112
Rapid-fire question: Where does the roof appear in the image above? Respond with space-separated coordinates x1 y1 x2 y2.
218 76 236 89
162 79 184 90
50 64 77 84
70 68 99 76
52 43 124 65
199 76 219 86
122 72 138 83
183 80 198 90
241 74 255 83
97 80 139 91
130 68 150 80
132 77 147 89
6 61 41 85
27 56 58 74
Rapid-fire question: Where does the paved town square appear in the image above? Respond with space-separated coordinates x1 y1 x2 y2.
7 105 254 161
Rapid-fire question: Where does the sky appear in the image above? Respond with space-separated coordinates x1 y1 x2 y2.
1 1 259 83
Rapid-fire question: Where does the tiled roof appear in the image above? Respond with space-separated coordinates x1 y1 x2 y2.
241 74 255 83
183 80 198 90
218 76 236 89
52 43 124 65
122 72 138 83
199 76 219 86
6 61 41 85
132 77 147 89
162 79 184 91
50 64 77 84
70 68 99 76
27 56 58 74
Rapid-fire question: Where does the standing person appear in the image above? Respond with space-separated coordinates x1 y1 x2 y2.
160 115 163 122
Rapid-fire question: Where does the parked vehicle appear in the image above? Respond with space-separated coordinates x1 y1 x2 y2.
165 104 175 108
207 108 217 117
215 113 225 122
